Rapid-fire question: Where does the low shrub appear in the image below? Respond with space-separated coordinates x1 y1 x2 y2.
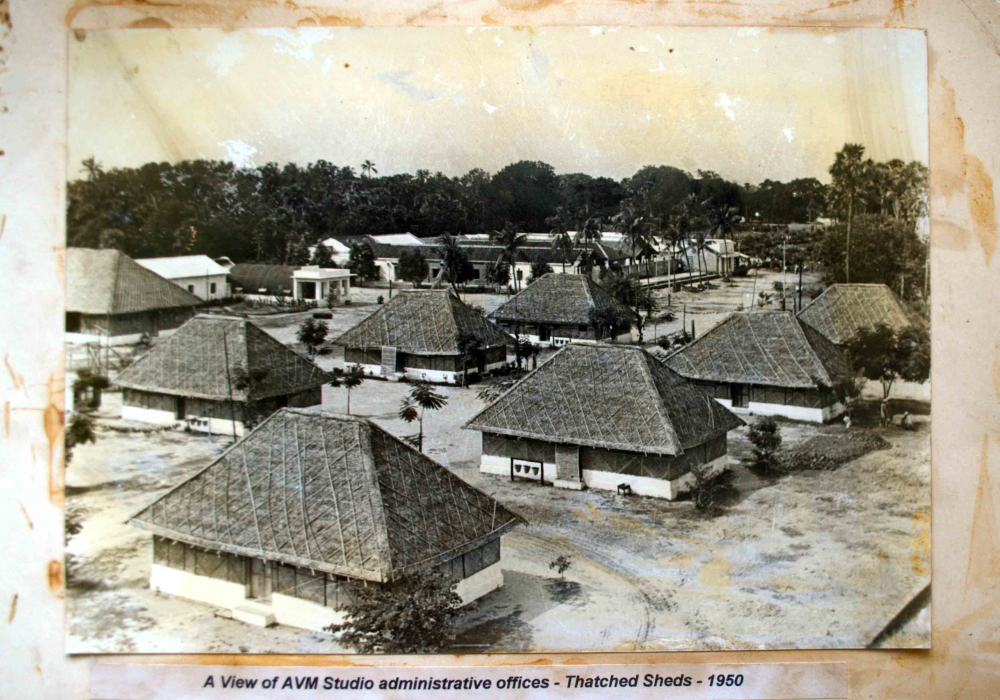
777 430 890 472
690 467 738 517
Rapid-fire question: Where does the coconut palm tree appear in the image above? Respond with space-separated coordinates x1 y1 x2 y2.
456 331 484 386
827 143 872 283
545 207 575 272
489 222 528 294
615 203 653 278
360 159 378 179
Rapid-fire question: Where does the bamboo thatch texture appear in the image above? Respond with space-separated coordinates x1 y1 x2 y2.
66 247 202 315
489 273 638 326
130 408 524 582
663 311 850 389
116 315 328 401
334 290 512 355
797 283 913 346
464 344 743 455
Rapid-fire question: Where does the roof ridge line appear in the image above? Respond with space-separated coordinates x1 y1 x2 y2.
636 349 684 455
355 420 394 583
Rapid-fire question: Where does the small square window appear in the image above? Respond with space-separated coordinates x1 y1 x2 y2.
187 284 195 293
210 282 217 294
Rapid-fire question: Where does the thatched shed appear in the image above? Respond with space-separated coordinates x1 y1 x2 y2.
464 344 743 499
334 290 512 384
65 248 201 341
797 283 913 346
663 311 851 423
129 407 524 630
116 315 328 436
488 273 637 347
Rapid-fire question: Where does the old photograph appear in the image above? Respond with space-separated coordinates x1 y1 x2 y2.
64 26 930 654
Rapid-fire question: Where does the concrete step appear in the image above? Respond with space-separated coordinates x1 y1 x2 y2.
232 601 276 627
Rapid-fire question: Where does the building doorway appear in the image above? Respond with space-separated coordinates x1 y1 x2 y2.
248 558 273 600
730 383 749 408
175 396 187 420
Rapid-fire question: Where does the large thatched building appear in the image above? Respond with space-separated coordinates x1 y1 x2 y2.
464 344 743 499
335 290 512 384
797 283 913 346
115 315 328 436
65 248 201 342
129 408 524 630
488 273 637 347
663 311 851 423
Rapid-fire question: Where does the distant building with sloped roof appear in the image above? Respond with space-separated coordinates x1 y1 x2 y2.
464 344 744 499
663 311 851 423
335 290 513 384
115 315 328 436
797 283 913 346
65 247 201 341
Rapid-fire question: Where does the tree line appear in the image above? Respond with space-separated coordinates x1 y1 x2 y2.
67 146 928 298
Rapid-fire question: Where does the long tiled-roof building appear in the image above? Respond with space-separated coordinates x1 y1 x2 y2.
130 408 524 630
464 344 743 499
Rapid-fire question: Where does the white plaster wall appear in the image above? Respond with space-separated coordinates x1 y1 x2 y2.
272 593 347 633
454 561 504 605
186 416 245 437
122 405 178 426
582 454 728 500
745 401 844 424
169 274 229 301
150 564 247 610
348 361 506 386
480 454 556 482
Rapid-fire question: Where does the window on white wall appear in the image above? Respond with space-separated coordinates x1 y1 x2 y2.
210 283 217 294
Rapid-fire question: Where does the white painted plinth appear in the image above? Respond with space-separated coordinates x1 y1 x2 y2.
122 405 178 426
272 593 347 633
581 453 729 500
454 561 504 605
150 564 247 610
711 397 845 424
554 479 584 491
479 454 557 482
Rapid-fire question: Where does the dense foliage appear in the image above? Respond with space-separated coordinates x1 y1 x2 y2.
67 149 929 303
327 571 462 654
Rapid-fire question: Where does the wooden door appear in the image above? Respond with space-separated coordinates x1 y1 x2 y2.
730 383 748 408
249 558 273 600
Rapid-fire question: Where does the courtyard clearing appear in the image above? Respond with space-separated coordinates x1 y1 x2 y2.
66 372 929 653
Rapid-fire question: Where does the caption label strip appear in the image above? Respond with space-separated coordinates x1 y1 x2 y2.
91 662 846 699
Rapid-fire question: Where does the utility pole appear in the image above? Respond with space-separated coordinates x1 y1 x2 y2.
798 264 803 313
782 236 787 311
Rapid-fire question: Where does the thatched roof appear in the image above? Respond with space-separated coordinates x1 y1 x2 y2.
116 315 328 401
229 264 297 296
66 248 202 315
464 344 743 455
130 408 524 582
489 273 638 326
663 311 850 389
334 290 512 355
797 283 912 345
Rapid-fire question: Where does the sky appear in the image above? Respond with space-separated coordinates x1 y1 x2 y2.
67 26 928 185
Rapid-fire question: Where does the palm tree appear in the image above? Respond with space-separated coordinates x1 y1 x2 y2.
398 382 448 452
489 222 528 294
438 233 471 294
573 206 603 280
329 365 366 415
360 160 378 178
616 203 653 278
545 207 575 272
828 143 872 283
456 331 484 386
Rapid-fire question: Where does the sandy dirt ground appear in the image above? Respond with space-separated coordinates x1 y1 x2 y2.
66 351 930 653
